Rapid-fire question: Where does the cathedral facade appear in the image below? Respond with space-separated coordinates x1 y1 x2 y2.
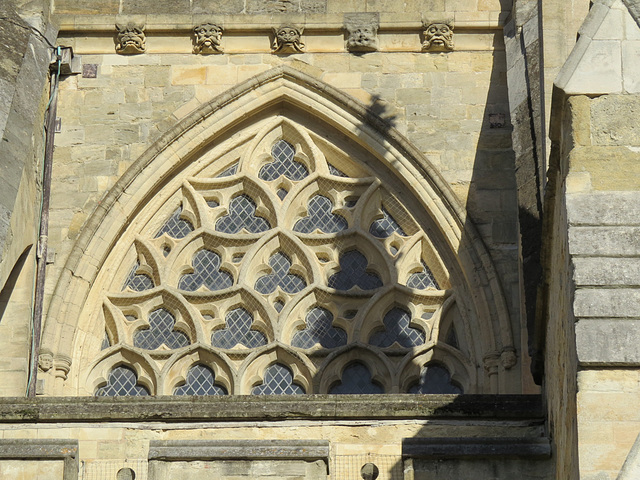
0 0 638 478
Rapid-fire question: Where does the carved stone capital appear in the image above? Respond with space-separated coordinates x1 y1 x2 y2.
194 22 224 54
344 13 379 52
53 354 72 380
116 22 146 54
422 21 454 51
272 26 305 54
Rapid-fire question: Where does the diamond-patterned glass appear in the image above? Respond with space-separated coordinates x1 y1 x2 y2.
215 194 271 234
407 262 439 290
211 308 267 349
259 140 308 181
217 163 238 177
254 252 306 294
293 195 348 234
369 307 425 348
122 263 154 292
327 250 383 291
134 308 190 350
95 366 150 396
173 364 227 395
155 208 194 239
369 209 406 238
178 249 233 291
329 363 384 394
408 363 463 394
252 363 305 395
328 163 348 177
292 307 348 349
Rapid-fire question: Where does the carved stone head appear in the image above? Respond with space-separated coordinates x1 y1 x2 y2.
38 353 53 372
346 24 378 52
422 22 454 51
272 26 305 54
194 23 223 54
116 22 146 54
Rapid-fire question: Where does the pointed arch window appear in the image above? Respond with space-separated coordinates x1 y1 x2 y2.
88 118 473 397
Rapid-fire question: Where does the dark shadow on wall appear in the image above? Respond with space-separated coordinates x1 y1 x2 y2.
0 245 32 323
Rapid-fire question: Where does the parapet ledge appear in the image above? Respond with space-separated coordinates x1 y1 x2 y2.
0 394 544 423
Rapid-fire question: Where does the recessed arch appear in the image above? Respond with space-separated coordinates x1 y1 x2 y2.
41 65 516 395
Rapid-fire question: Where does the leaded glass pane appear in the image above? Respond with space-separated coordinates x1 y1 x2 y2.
291 307 348 349
369 209 406 238
211 308 267 349
254 252 306 294
122 263 154 292
134 308 190 350
217 163 238 177
252 363 305 395
408 363 462 394
277 188 288 200
215 194 271 234
178 249 233 291
293 195 348 234
95 366 150 396
328 163 348 177
368 307 425 348
173 364 227 395
406 262 439 289
155 208 194 239
329 363 384 394
327 250 383 291
259 140 308 181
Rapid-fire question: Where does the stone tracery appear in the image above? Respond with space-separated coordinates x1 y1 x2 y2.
91 118 465 396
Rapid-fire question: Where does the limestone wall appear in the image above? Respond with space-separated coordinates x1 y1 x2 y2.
33 1 532 395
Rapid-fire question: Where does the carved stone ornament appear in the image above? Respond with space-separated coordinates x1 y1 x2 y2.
422 22 454 51
194 22 224 54
116 22 146 54
345 22 378 52
271 26 305 54
38 353 53 372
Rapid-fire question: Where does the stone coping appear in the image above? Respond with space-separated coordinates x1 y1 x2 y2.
0 439 79 480
402 437 551 458
148 439 330 462
0 395 543 423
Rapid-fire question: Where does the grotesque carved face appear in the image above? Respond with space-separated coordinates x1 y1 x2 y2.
38 353 53 372
272 26 304 53
423 23 454 51
347 25 378 51
277 27 300 45
194 23 223 54
116 23 146 54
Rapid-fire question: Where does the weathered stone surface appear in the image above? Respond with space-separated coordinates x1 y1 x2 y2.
148 440 330 461
0 395 545 422
573 257 640 286
567 192 640 226
245 0 326 13
192 0 244 14
569 226 640 256
410 456 553 480
591 95 640 145
403 437 551 458
54 0 118 14
574 288 640 318
121 0 190 14
576 320 640 365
